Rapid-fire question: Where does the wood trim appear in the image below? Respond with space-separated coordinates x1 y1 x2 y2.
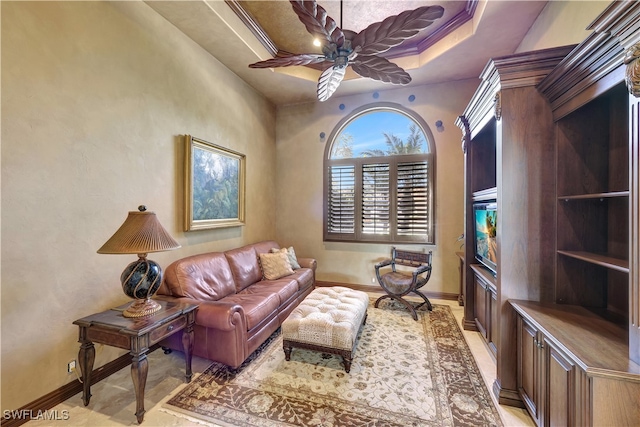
631 93 640 365
385 0 478 60
493 379 525 408
315 280 459 302
463 317 479 331
0 346 158 427
457 45 575 139
224 0 277 57
538 1 640 120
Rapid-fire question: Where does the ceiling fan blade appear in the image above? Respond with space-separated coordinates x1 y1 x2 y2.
351 55 411 85
317 65 346 101
290 0 345 47
249 52 327 68
351 6 445 56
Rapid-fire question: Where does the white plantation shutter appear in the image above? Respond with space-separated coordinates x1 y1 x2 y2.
327 165 355 234
397 161 429 238
362 164 390 235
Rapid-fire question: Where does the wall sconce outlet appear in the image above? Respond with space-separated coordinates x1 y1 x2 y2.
67 360 76 374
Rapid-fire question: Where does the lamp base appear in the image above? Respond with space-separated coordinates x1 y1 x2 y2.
123 298 162 318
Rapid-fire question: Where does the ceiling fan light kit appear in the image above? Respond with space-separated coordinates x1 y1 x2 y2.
248 0 444 102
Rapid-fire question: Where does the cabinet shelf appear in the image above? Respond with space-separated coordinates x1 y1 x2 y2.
557 250 629 273
470 263 497 288
472 187 497 201
558 191 629 201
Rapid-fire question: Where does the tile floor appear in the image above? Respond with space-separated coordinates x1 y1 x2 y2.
26 298 534 426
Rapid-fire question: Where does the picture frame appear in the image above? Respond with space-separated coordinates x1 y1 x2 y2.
184 135 246 231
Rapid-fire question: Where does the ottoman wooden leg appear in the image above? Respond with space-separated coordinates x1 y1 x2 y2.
343 356 352 373
283 344 292 361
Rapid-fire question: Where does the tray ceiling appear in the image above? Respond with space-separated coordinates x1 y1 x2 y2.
146 0 549 105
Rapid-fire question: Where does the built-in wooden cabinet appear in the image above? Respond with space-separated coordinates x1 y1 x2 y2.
536 0 640 364
513 300 640 426
455 45 573 406
471 264 497 358
457 3 640 423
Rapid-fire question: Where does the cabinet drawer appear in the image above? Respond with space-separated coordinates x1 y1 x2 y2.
149 316 187 344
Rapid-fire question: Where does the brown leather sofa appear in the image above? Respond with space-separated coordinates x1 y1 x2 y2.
155 241 316 368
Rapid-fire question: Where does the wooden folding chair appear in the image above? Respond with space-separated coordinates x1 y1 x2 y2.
374 247 433 320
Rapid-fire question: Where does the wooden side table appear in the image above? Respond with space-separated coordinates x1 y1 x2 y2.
73 300 197 424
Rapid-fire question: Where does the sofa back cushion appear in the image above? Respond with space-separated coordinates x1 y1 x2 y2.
224 245 263 292
252 240 280 255
161 252 236 300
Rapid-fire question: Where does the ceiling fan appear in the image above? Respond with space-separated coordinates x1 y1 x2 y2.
248 0 445 102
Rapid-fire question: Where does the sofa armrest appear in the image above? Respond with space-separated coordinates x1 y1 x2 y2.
297 257 317 271
154 295 246 332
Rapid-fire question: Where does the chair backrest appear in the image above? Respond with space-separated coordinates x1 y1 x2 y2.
392 247 432 267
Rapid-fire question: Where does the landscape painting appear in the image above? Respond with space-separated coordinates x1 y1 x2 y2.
184 135 245 231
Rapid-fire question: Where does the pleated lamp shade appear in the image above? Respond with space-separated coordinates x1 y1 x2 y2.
98 206 180 255
98 206 181 317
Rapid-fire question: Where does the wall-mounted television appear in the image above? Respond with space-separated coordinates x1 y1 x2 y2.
473 201 497 275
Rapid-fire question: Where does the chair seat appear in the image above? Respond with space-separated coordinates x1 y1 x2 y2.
381 272 427 294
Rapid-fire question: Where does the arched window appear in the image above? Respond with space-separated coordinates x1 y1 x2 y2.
323 103 436 244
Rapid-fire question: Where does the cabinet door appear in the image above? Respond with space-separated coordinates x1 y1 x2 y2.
518 316 541 425
544 338 575 427
474 276 488 338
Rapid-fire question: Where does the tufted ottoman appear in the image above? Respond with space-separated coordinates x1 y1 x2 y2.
282 286 368 372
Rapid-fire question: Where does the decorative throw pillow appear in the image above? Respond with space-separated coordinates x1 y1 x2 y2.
270 246 301 270
259 251 294 280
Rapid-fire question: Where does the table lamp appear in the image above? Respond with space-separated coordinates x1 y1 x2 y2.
97 205 181 317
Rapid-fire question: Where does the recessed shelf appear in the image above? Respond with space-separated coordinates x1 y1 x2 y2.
557 250 629 273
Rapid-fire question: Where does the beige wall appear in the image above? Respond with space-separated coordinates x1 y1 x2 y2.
1 1 276 409
275 80 477 294
516 1 610 53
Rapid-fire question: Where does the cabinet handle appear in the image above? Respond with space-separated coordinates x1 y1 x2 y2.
167 325 175 332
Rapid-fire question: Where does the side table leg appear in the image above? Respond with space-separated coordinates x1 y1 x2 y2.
181 323 194 382
130 353 148 424
78 340 95 406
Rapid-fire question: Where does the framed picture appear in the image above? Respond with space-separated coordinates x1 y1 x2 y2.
184 135 246 231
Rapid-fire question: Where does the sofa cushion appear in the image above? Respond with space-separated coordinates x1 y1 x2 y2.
250 278 298 307
288 268 314 292
161 252 236 300
259 251 294 280
252 240 280 255
224 291 280 331
224 245 262 292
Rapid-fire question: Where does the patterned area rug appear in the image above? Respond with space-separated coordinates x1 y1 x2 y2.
163 300 502 426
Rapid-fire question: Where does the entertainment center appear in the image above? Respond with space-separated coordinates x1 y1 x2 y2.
455 2 640 426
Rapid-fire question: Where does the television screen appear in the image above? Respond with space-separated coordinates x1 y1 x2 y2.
474 202 497 274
